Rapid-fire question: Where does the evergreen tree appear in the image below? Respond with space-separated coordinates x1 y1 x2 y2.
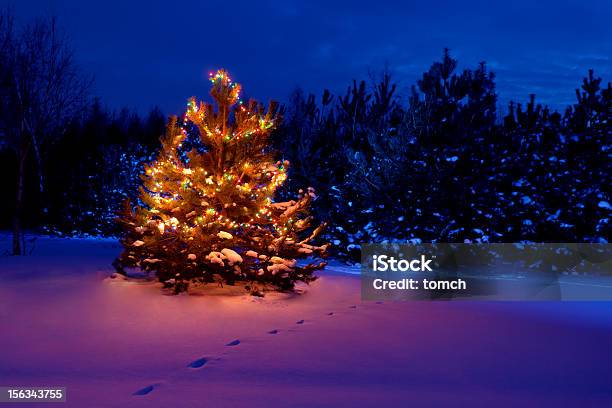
409 49 496 145
116 70 328 294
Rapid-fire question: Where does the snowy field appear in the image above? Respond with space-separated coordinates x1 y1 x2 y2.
1 236 612 407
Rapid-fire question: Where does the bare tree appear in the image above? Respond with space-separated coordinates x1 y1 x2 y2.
0 10 90 255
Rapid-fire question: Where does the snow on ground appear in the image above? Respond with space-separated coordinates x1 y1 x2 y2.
1 236 612 407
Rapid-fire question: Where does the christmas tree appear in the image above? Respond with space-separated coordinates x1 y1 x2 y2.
115 70 328 294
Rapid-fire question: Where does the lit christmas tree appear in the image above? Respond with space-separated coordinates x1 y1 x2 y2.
115 70 328 294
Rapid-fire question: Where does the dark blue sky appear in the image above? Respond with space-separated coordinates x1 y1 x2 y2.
6 0 611 115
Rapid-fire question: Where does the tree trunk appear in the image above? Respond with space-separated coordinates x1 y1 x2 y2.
12 149 27 256
31 132 46 218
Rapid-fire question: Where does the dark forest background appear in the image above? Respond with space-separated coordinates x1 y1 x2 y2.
0 13 610 260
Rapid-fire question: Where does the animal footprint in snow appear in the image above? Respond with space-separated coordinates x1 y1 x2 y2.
133 384 156 396
349 305 357 309
327 312 334 316
268 329 278 334
226 339 241 346
188 357 207 368
296 320 305 324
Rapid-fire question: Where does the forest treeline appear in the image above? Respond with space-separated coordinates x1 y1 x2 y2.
0 13 609 261
274 51 610 259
